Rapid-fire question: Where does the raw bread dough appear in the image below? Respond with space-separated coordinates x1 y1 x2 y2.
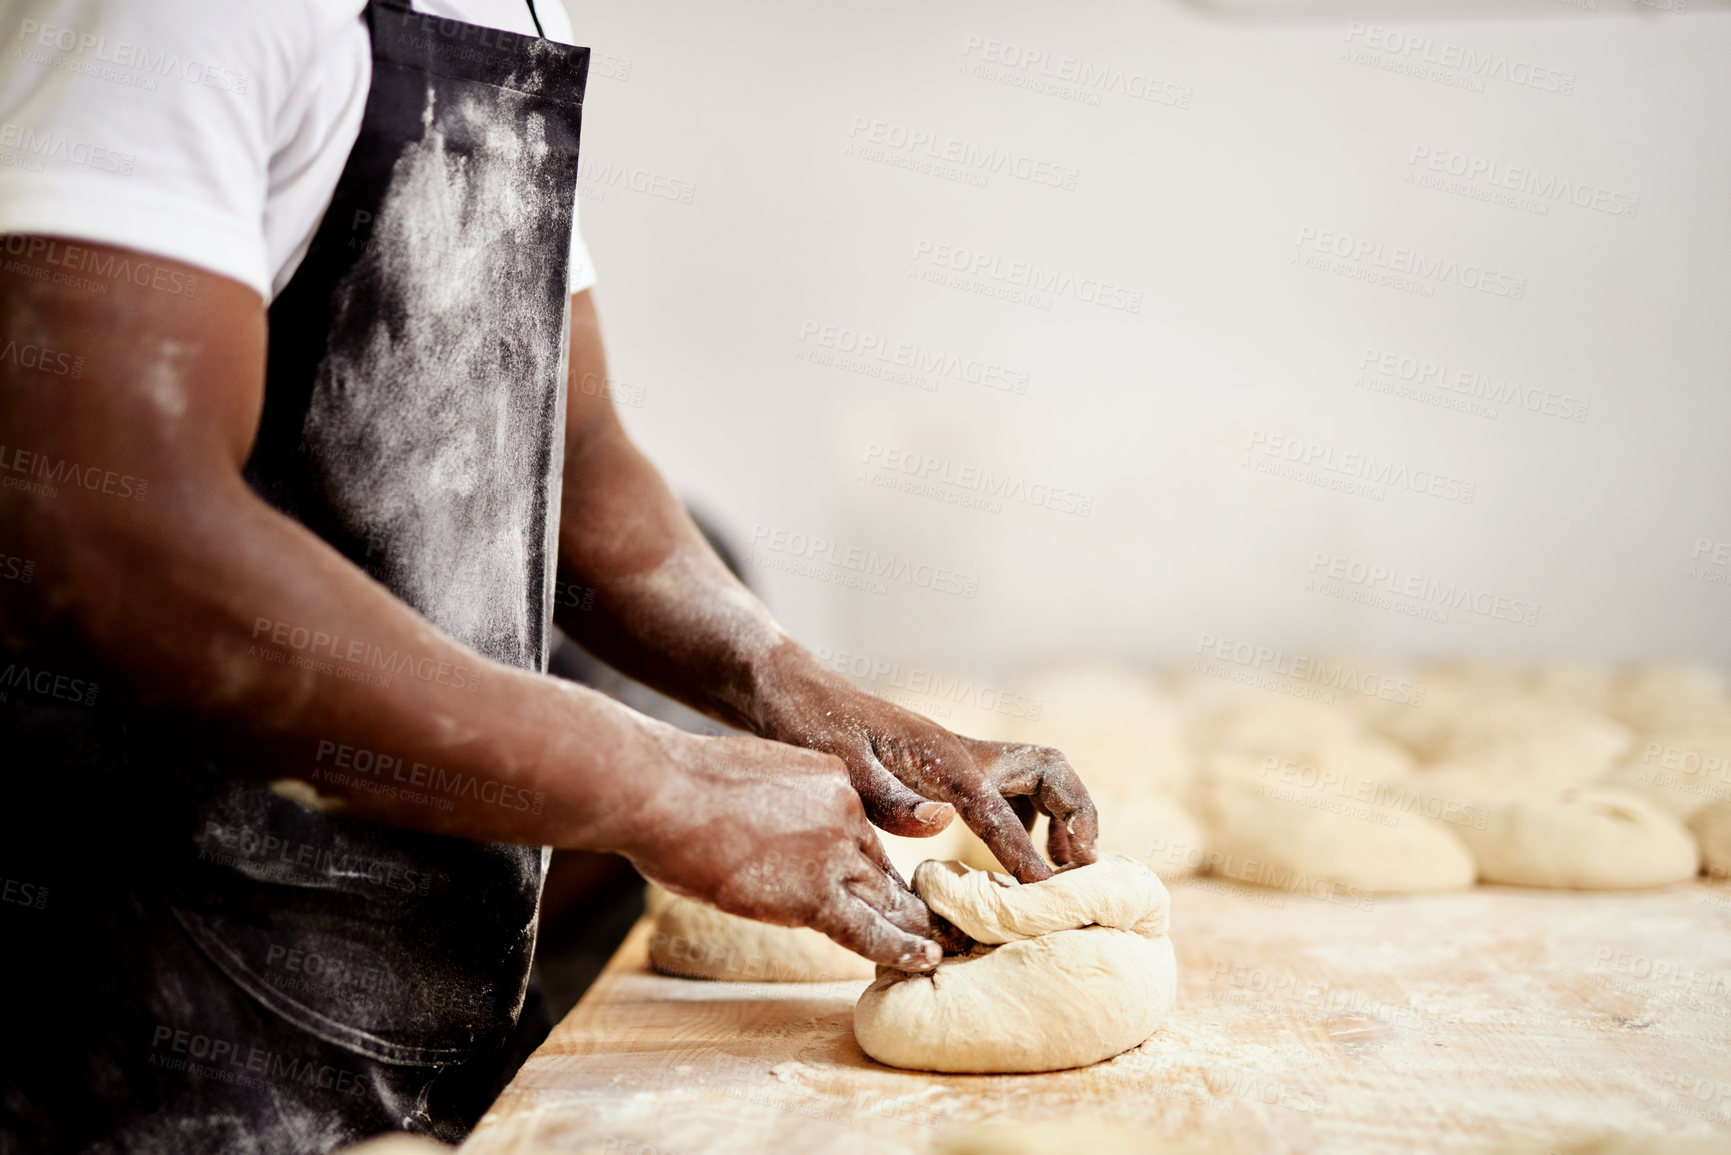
1092 789 1207 879
1605 723 1731 818
853 855 1176 1073
1459 785 1700 889
1390 699 1633 786
1608 660 1731 733
1200 779 1476 895
649 894 874 982
1684 799 1731 881
646 819 969 983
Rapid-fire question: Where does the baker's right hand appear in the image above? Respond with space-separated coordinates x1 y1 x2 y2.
615 733 944 971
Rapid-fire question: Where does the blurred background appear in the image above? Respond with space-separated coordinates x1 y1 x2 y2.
562 0 1730 676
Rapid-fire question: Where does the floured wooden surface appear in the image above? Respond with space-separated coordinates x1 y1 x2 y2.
464 880 1731 1154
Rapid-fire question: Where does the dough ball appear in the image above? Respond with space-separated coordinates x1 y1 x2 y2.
648 896 873 982
1605 723 1731 817
856 930 1173 1074
1201 779 1476 895
1527 661 1620 712
1185 693 1417 797
1685 799 1731 881
1609 659 1731 733
854 855 1176 1073
1459 785 1700 889
999 662 1192 796
1094 788 1207 880
1189 694 1366 754
1416 700 1633 786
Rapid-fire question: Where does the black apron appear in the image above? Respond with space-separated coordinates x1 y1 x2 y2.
0 4 588 1150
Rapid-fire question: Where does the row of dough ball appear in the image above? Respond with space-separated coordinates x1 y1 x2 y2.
940 658 1731 896
648 657 1731 984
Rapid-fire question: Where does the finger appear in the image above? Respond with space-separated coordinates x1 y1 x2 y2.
849 752 955 838
956 789 1053 884
1029 752 1099 867
851 839 969 954
1046 809 1075 864
983 742 1099 868
1009 794 1038 831
812 892 941 972
852 835 935 935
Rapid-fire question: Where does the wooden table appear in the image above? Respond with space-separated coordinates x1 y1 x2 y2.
463 879 1731 1154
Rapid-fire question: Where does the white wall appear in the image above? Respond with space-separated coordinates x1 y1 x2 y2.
568 0 1731 676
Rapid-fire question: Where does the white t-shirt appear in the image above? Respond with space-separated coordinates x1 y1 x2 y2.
0 0 597 301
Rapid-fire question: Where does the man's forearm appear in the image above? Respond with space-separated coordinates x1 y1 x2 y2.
4 466 685 851
552 291 810 732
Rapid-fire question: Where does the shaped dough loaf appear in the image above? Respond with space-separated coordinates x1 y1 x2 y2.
1684 799 1731 880
1459 785 1699 889
854 855 1176 1073
1200 779 1476 895
649 894 875 982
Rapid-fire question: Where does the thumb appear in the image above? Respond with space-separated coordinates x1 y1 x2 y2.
848 751 955 838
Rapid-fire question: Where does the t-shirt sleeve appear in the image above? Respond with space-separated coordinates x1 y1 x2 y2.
0 1 329 300
568 187 597 295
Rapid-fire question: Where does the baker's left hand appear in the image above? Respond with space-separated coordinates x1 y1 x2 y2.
751 646 1098 884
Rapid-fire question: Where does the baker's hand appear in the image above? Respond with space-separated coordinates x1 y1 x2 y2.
751 649 1098 883
616 732 944 971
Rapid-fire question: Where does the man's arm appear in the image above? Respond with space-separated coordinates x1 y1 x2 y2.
0 241 941 971
554 292 1099 881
